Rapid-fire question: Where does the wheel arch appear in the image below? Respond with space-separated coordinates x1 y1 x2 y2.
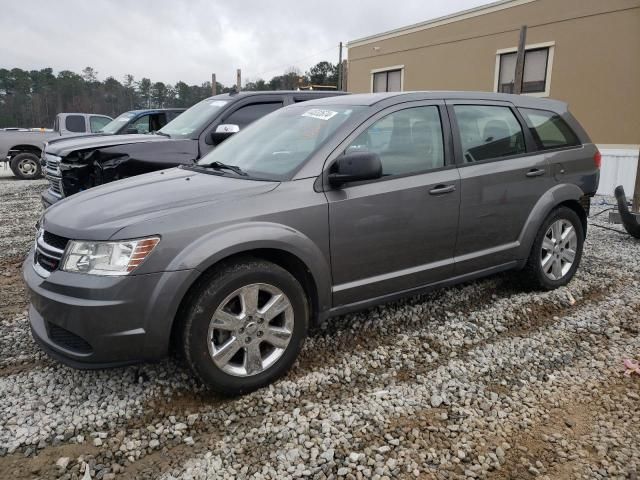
8 144 43 157
165 224 332 355
516 183 587 260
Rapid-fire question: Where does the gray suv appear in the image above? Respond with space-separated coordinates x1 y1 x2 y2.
24 92 600 394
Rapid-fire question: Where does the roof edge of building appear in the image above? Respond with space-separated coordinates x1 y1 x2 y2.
346 0 537 48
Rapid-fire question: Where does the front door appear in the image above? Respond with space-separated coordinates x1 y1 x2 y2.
448 101 554 274
325 103 461 306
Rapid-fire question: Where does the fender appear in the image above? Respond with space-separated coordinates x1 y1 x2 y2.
166 221 333 313
515 183 585 260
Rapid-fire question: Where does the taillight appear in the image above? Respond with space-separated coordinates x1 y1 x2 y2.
594 149 602 169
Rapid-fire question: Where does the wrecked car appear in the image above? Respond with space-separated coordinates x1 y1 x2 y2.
41 91 346 207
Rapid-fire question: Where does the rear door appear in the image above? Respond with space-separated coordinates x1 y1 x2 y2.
447 100 554 274
326 101 461 306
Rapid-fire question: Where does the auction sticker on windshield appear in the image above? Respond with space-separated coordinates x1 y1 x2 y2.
302 109 338 121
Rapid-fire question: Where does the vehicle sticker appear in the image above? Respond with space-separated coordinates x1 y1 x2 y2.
209 100 228 107
302 109 338 121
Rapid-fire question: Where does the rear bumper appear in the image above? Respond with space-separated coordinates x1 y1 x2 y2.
23 250 195 367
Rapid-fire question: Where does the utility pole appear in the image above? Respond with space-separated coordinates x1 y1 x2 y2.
337 42 343 90
211 73 216 96
634 149 640 212
236 69 242 92
513 25 527 94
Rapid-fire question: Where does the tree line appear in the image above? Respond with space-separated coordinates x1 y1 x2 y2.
0 62 339 128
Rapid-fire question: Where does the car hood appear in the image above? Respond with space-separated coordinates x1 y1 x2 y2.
43 167 279 240
44 134 169 156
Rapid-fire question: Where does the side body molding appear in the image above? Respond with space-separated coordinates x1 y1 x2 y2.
165 221 333 314
515 183 585 260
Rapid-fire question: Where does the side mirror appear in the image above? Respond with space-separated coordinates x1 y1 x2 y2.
125 127 139 134
328 151 382 187
210 124 240 145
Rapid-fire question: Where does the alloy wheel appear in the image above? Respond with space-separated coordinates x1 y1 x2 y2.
207 283 294 377
540 219 577 281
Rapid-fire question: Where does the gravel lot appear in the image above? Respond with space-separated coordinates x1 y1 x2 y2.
0 171 638 480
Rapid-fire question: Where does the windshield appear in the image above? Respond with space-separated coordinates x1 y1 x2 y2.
98 112 137 134
159 98 229 139
196 105 363 180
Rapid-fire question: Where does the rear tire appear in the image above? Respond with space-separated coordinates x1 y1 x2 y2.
182 259 309 395
521 206 584 290
10 152 42 180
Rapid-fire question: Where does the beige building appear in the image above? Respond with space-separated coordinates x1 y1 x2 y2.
346 0 640 149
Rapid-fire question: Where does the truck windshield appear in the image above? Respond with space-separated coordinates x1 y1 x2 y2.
99 112 137 134
159 98 229 139
196 105 363 180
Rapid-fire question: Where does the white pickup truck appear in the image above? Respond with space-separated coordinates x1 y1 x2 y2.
0 112 112 179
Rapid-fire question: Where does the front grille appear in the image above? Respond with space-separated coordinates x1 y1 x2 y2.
47 322 93 354
43 231 69 251
48 177 63 196
34 229 69 276
44 153 64 198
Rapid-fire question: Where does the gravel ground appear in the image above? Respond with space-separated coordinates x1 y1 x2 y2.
0 173 638 480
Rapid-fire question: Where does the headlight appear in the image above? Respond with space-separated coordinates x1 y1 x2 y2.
61 237 160 276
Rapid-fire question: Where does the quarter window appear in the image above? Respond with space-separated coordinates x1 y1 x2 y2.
372 69 402 93
453 105 525 162
65 115 86 133
498 47 550 94
519 108 580 150
346 106 444 176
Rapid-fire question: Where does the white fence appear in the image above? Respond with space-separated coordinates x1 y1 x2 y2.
597 147 640 196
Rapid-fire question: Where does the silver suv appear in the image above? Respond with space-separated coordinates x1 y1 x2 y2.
24 92 600 394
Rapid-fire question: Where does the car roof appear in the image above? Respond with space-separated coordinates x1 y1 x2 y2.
299 91 567 110
210 90 349 101
126 108 186 113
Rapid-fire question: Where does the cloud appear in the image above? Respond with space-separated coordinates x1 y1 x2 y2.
0 0 490 86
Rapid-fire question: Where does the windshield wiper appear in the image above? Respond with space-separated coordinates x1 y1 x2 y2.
204 161 248 176
154 131 171 138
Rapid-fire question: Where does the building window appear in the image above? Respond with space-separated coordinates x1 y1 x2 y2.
371 67 403 92
495 42 554 97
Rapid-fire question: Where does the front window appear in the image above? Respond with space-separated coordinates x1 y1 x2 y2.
90 116 111 133
196 105 364 180
99 112 137 134
159 98 229 139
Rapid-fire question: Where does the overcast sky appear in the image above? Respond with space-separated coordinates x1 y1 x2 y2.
2 0 491 86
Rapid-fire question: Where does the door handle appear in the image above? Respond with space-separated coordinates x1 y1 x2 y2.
526 168 545 177
429 184 456 195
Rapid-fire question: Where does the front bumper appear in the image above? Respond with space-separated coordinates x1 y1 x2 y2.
23 250 195 367
41 189 61 209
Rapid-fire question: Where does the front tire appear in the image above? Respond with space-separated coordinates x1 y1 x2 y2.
182 259 309 395
10 152 42 180
522 206 584 290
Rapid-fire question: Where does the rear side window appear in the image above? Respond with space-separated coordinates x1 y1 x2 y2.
90 116 111 133
518 108 580 150
225 102 283 128
65 115 86 133
345 106 445 176
453 105 525 162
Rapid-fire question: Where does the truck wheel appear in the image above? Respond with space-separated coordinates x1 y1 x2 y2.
522 206 584 290
10 153 42 180
182 259 309 395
